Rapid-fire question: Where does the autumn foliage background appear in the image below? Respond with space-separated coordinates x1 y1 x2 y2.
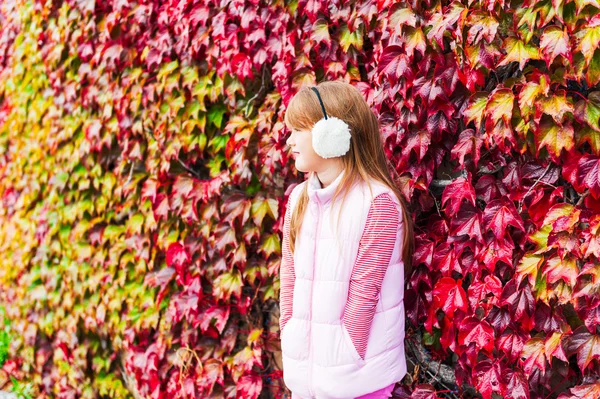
0 0 600 398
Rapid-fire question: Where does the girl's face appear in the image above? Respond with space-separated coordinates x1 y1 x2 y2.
286 128 324 173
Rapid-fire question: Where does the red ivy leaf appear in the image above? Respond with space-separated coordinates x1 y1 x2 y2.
500 279 536 322
200 305 230 334
173 175 195 199
442 175 476 214
409 384 440 399
166 242 189 266
565 326 600 371
534 302 569 333
202 359 224 392
557 381 600 399
231 53 254 81
311 19 331 47
403 130 431 162
577 154 600 199
464 67 486 91
451 129 484 167
502 369 530 399
413 235 435 269
141 178 159 202
543 203 580 233
467 12 499 45
477 234 515 273
582 304 600 333
487 306 512 332
520 337 547 376
145 267 176 289
433 277 468 317
166 242 190 281
377 45 413 85
171 292 200 323
475 175 505 203
426 109 457 137
458 317 495 353
439 315 457 352
468 275 502 312
153 192 171 219
409 264 433 292
236 374 262 399
144 267 176 305
474 359 505 399
562 151 584 191
449 204 483 243
433 243 462 276
483 198 525 239
544 254 579 287
497 328 528 363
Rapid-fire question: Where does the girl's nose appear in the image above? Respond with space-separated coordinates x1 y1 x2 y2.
286 132 295 147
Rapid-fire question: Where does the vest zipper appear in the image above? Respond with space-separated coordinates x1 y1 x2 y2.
308 199 321 399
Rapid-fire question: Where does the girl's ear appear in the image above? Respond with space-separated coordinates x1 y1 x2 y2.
311 116 351 159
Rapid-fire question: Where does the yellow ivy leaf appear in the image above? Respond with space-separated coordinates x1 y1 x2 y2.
498 37 541 70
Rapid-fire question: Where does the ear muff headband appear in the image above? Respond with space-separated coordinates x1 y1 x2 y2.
309 86 352 159
311 87 329 120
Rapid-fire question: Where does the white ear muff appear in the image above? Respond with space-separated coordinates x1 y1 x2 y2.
310 86 352 159
312 116 351 159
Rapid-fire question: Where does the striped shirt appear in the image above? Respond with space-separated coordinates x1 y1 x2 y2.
280 193 400 360
279 202 295 333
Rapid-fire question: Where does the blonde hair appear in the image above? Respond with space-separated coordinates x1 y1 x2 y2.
283 81 414 273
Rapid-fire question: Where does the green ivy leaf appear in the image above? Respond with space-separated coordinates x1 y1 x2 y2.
259 233 280 258
208 105 227 129
210 134 229 152
339 23 364 52
213 270 243 300
575 92 600 132
251 197 278 227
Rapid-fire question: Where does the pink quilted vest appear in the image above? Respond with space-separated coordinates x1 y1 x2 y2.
281 171 407 399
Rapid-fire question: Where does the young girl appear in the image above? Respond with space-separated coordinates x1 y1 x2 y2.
279 81 413 399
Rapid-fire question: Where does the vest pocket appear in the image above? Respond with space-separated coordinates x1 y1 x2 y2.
311 323 365 367
281 318 310 361
341 323 366 366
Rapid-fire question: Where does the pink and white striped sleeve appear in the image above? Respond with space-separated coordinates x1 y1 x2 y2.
279 202 295 333
342 193 400 359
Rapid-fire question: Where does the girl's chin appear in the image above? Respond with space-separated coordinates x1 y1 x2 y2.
294 161 309 173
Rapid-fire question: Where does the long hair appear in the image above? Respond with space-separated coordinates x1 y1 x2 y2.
283 81 414 273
